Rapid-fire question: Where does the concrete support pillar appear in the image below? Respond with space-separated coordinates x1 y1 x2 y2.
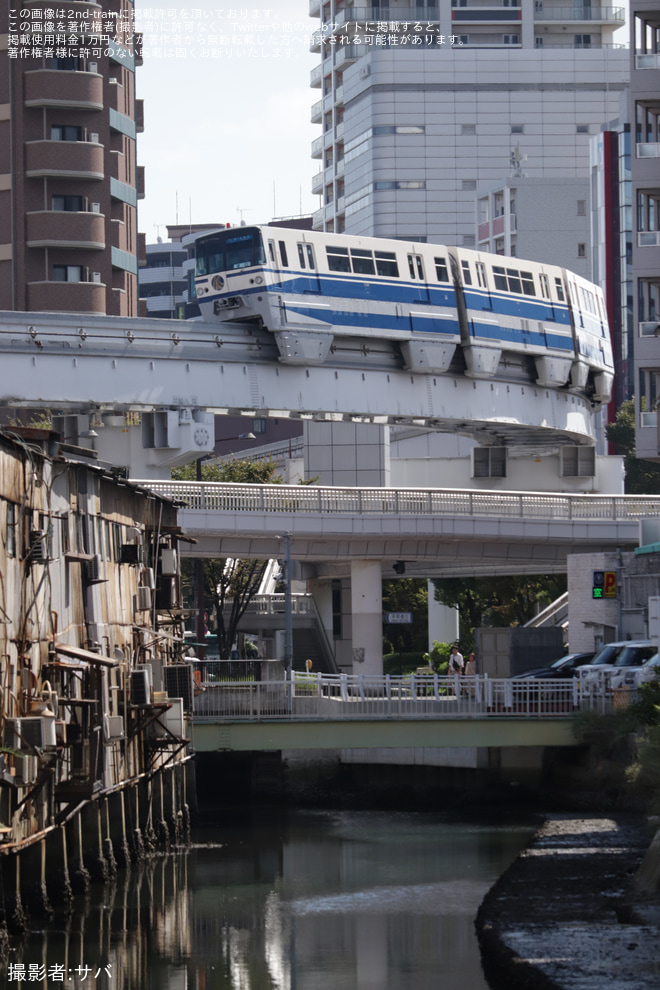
350 560 383 676
427 580 459 649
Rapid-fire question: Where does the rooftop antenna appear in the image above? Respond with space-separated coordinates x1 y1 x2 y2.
509 144 527 178
175 190 179 225
237 207 250 227
153 224 164 242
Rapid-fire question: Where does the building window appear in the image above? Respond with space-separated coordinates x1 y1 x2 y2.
461 124 476 135
473 447 506 479
577 200 586 216
511 125 524 134
52 195 83 212
577 243 586 258
561 446 595 478
253 418 267 434
6 503 17 558
503 34 519 44
575 35 591 48
51 125 82 142
49 55 81 70
462 179 477 190
535 37 543 48
53 265 83 282
577 125 589 134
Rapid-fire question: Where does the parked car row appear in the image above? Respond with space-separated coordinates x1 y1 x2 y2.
514 641 660 690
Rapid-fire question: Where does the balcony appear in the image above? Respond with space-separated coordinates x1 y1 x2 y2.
335 45 360 68
137 166 145 200
21 1 102 33
312 208 324 229
311 99 322 123
25 140 104 179
311 134 324 159
638 231 660 246
636 52 660 69
26 210 106 250
452 8 522 23
311 63 323 88
139 266 184 284
138 232 147 267
534 6 625 25
312 171 324 195
309 0 320 15
636 142 660 158
135 99 144 133
24 69 103 110
27 279 106 314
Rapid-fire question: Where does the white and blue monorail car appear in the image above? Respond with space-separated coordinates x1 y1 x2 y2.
194 225 613 405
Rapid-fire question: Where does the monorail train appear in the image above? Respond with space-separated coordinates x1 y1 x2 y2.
194 225 614 405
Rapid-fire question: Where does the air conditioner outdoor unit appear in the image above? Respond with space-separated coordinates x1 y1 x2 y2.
89 132 99 143
130 670 151 706
85 554 103 583
164 665 194 712
120 543 140 564
160 549 178 576
14 755 37 786
137 586 153 610
159 697 185 740
140 567 156 590
104 715 125 740
92 272 102 283
7 716 56 750
91 202 100 213
89 61 98 72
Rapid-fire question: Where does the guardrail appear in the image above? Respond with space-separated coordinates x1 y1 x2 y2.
193 672 614 721
138 481 660 523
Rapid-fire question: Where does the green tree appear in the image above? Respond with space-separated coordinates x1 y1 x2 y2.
431 574 567 653
173 457 282 658
382 578 428 655
606 399 660 494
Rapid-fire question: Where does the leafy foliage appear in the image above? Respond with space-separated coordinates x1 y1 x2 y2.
431 574 567 653
423 640 451 675
606 399 660 494
172 457 282 484
175 457 282 658
382 578 428 654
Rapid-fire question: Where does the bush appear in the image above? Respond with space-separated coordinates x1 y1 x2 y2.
383 652 427 675
423 641 453 674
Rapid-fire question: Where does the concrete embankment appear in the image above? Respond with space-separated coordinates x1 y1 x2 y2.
476 814 660 990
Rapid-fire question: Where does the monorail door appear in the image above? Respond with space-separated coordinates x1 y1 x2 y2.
297 241 322 294
407 253 431 333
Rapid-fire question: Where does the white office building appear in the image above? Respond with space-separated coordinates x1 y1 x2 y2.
310 1 628 244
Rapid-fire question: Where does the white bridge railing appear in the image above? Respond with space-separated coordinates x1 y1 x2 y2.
139 481 660 523
193 671 615 721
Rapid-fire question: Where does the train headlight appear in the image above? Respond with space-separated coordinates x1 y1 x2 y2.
255 276 264 285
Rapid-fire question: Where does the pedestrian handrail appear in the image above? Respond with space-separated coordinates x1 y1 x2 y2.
136 481 660 524
193 671 616 721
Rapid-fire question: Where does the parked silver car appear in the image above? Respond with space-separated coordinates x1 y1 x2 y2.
578 640 656 690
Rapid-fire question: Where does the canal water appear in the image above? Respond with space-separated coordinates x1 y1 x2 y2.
2 808 534 990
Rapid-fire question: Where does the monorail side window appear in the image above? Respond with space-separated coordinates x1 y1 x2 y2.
414 255 424 280
539 273 550 298
327 245 351 272
306 245 316 269
493 266 508 291
461 261 472 286
278 241 289 267
408 255 416 279
268 241 276 263
506 269 522 294
434 257 449 281
520 271 536 296
297 244 306 268
375 251 399 277
350 248 375 275
554 278 565 302
476 261 488 288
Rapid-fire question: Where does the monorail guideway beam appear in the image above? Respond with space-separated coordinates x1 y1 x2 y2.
0 311 597 477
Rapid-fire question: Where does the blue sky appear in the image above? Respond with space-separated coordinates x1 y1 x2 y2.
135 2 319 241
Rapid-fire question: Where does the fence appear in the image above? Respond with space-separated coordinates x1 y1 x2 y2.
139 480 660 524
193 671 615 721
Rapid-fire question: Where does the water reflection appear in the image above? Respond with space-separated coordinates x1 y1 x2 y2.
1 810 533 990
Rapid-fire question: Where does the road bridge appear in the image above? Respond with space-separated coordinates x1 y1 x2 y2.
190 673 591 754
140 480 658 579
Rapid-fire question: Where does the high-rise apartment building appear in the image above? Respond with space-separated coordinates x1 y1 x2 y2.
310 1 628 244
631 1 660 460
0 2 143 316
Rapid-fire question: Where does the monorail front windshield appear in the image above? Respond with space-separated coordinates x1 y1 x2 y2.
195 227 266 276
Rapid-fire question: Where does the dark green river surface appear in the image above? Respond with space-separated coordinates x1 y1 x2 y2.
2 809 535 989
